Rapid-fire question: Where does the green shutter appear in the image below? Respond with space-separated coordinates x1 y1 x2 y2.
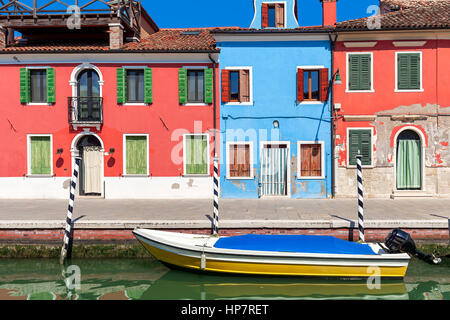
398 53 420 90
144 68 153 104
20 68 30 103
185 135 208 174
348 54 371 91
349 130 372 166
117 68 127 104
178 68 187 104
204 68 213 104
30 136 51 175
46 68 55 103
126 136 147 175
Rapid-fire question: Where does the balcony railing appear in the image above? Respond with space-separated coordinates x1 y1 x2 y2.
68 97 103 127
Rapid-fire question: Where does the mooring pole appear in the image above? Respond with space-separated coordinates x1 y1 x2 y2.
60 157 81 264
356 152 365 242
212 157 219 236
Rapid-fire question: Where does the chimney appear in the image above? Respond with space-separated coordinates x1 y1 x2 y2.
321 0 337 26
109 23 124 50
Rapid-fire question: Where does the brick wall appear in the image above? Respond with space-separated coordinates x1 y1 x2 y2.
0 228 448 243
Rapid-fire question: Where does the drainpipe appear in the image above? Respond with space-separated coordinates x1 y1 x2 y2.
329 31 338 198
209 53 218 158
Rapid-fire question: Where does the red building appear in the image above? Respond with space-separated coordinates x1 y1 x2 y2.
332 1 450 198
0 1 220 199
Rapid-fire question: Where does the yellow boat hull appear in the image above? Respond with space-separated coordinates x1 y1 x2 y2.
135 229 410 279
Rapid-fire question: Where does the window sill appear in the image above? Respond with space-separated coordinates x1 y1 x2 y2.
182 174 210 177
25 103 52 106
296 176 325 180
181 103 210 106
345 89 375 93
298 101 324 105
394 89 424 93
226 176 254 180
121 174 149 177
122 103 150 106
224 102 253 106
26 174 54 178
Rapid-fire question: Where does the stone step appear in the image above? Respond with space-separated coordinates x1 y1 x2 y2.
390 191 434 199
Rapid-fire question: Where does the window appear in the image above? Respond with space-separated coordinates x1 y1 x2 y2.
124 135 148 175
299 143 323 178
20 68 55 104
397 52 421 91
184 134 209 175
347 53 372 91
187 70 204 103
303 70 320 101
117 68 152 104
28 135 52 175
178 68 213 104
126 69 145 102
227 142 253 178
348 129 372 166
297 67 328 103
221 68 251 104
262 2 285 28
30 70 47 103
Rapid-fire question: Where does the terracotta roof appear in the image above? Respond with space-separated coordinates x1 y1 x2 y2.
380 0 445 10
337 1 450 31
0 28 219 53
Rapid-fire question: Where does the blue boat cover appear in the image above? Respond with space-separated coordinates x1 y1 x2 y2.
213 234 378 255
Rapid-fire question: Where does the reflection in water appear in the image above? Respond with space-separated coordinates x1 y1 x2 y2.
0 257 448 300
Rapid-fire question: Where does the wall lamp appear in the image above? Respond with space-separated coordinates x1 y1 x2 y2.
333 69 342 85
56 148 63 155
109 148 115 154
273 120 279 129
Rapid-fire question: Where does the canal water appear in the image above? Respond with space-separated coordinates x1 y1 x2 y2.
0 256 449 300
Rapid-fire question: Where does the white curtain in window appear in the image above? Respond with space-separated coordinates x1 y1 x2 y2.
83 146 102 194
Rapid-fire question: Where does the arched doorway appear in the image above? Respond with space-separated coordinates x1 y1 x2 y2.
76 135 103 196
396 129 422 190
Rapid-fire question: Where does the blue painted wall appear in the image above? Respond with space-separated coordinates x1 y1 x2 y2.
217 40 332 199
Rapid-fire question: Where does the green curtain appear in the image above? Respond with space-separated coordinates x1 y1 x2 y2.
396 139 421 189
186 135 207 174
30 136 51 175
126 136 147 175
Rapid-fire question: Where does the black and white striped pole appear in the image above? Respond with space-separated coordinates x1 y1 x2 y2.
212 157 219 236
356 152 365 242
60 157 81 264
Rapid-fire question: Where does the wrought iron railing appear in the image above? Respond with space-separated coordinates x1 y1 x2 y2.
68 96 103 124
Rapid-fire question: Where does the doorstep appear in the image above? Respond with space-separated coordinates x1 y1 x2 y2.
390 191 434 199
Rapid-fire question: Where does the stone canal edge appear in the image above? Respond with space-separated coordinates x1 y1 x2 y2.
0 219 449 244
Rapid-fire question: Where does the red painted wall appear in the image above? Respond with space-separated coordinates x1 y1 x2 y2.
0 63 220 177
333 39 450 166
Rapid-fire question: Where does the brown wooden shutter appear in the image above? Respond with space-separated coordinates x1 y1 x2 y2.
275 4 285 28
229 144 250 177
239 69 250 102
319 68 329 102
297 69 304 103
261 3 269 28
301 144 322 177
221 69 230 103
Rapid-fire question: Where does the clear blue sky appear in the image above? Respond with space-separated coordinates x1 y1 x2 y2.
143 0 380 28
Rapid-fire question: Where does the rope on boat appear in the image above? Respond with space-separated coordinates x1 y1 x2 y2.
356 153 365 242
212 157 219 235
60 157 80 264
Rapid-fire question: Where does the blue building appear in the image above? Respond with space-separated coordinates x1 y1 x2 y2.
211 0 336 199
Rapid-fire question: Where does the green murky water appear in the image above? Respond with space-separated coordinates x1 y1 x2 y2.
0 257 449 300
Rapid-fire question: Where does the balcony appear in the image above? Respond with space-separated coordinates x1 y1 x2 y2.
68 97 103 131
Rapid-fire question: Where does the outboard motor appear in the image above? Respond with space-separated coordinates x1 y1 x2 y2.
385 229 441 265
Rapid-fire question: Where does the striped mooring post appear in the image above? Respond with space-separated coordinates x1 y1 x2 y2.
356 152 365 242
60 157 81 264
212 157 219 236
